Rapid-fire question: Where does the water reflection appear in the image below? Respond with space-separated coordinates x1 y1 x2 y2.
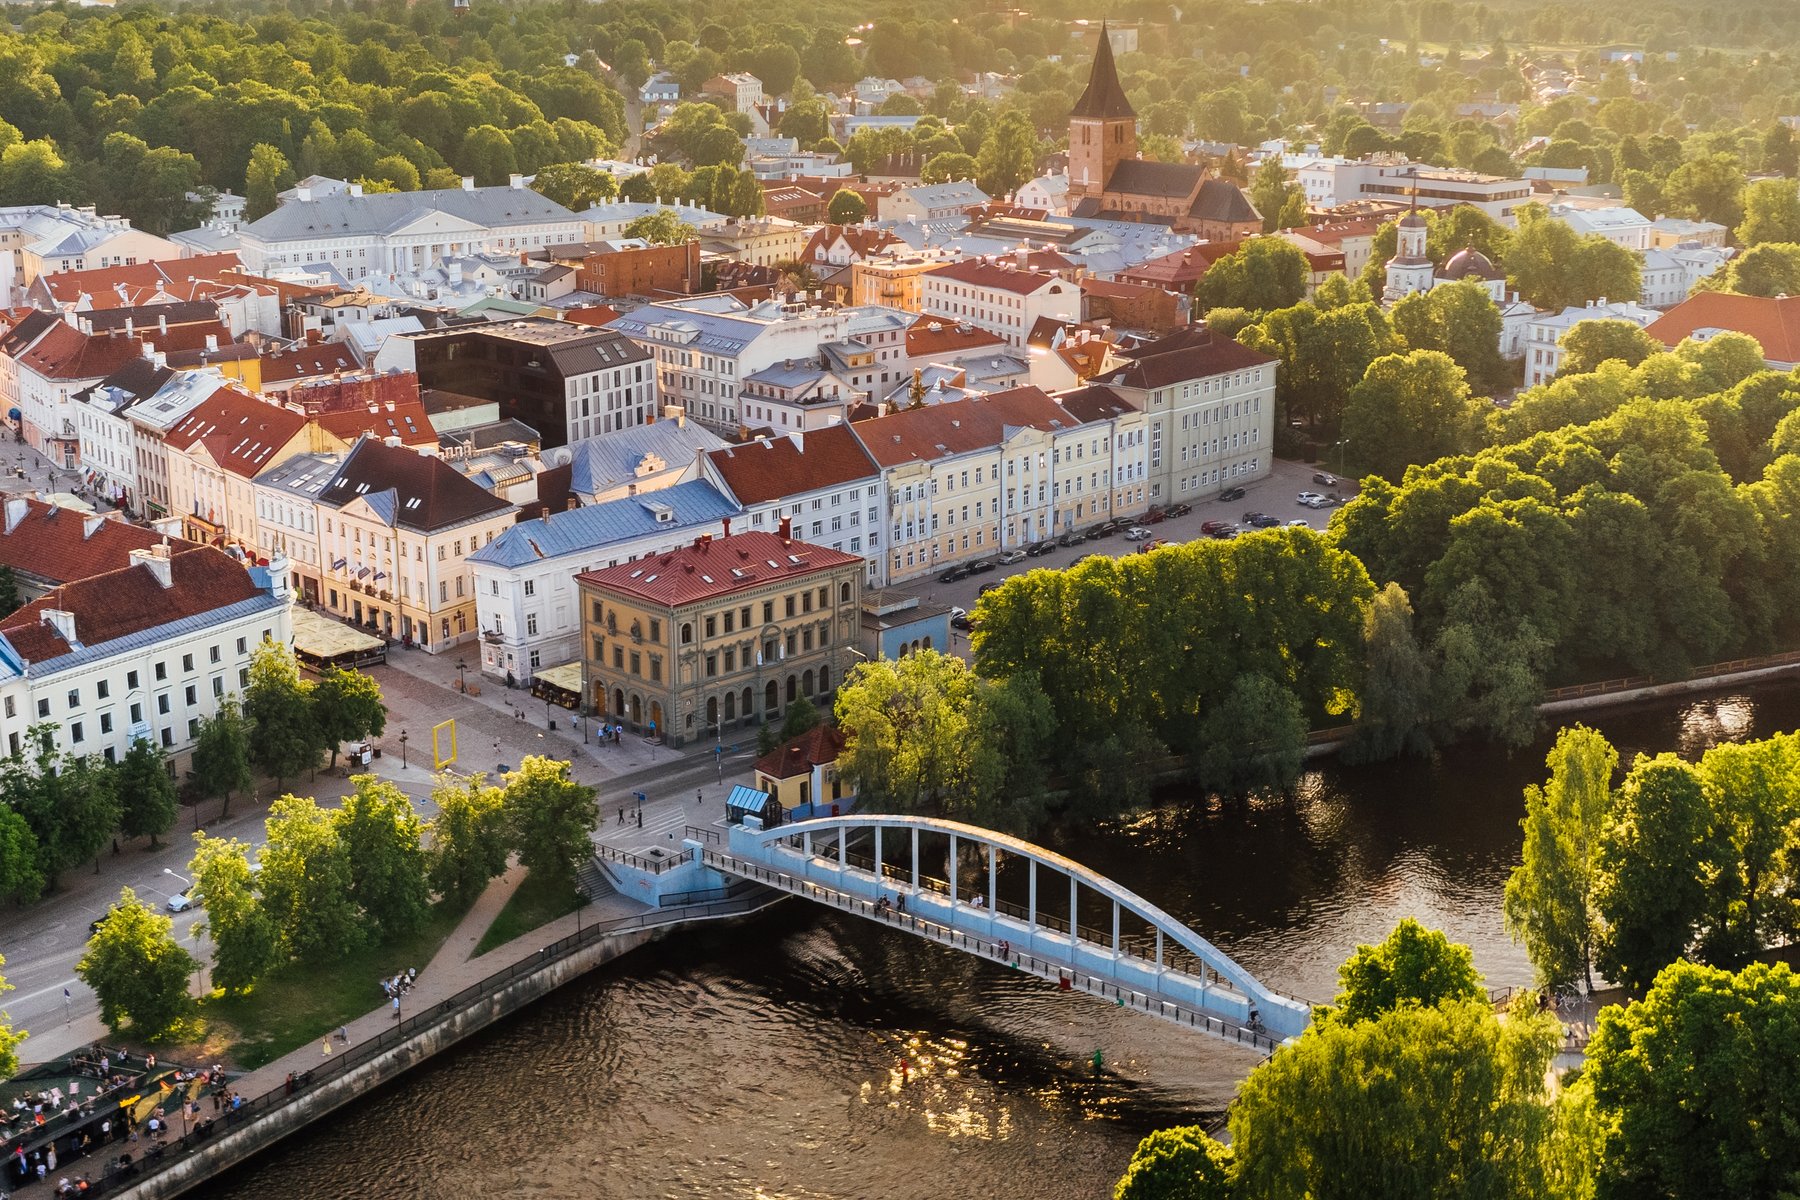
212 685 1800 1200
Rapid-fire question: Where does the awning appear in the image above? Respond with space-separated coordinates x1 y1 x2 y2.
291 607 387 670
535 661 583 694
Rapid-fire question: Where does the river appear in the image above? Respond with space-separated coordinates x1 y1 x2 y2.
212 685 1795 1200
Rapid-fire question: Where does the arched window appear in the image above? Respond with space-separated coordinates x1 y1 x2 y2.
766 680 779 715
723 691 736 721
786 674 798 703
819 665 830 693
802 669 815 696
839 582 851 603
681 622 693 645
706 696 718 726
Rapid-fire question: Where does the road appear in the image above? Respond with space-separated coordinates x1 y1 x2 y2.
883 458 1358 638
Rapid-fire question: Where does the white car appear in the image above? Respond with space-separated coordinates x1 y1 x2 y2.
1295 491 1326 505
166 890 202 913
1286 518 1311 528
997 549 1027 564
1124 526 1153 540
1301 495 1333 509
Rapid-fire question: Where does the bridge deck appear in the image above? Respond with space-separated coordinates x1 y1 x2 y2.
703 845 1284 1054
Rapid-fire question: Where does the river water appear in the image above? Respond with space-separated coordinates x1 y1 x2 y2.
213 685 1795 1200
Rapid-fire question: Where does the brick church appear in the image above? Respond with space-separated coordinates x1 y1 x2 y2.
1067 29 1263 240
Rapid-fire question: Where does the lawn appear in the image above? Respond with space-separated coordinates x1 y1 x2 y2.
473 870 583 957
201 896 473 1070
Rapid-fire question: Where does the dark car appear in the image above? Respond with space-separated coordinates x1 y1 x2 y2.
1142 509 1166 524
1312 472 1339 487
1242 511 1281 528
1057 531 1086 548
1208 526 1239 539
89 907 121 936
977 581 1002 596
1165 502 1193 518
966 558 997 574
1084 522 1114 539
1218 486 1246 502
1200 519 1233 534
950 613 976 631
939 565 971 583
1025 540 1055 557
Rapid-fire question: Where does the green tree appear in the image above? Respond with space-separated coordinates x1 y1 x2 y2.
835 651 983 817
1389 280 1508 392
1506 204 1642 311
826 188 868 224
1736 178 1800 247
1343 350 1483 482
501 756 598 893
76 886 196 1038
1694 733 1799 965
778 696 822 741
312 666 386 770
1332 917 1485 1024
243 143 293 222
259 794 362 964
0 564 19 618
12 735 122 890
531 162 617 210
727 170 765 218
1707 242 1800 298
1249 157 1301 233
1556 319 1660 377
1188 673 1307 798
1595 754 1710 994
188 834 277 995
0 955 24 1077
0 805 43 905
244 639 322 787
460 124 518 185
1587 960 1800 1200
368 155 421 193
622 209 697 245
1504 725 1617 993
1229 1000 1562 1200
974 109 1036 197
115 738 178 848
334 775 430 940
922 151 979 184
1663 152 1747 228
1196 238 1309 313
190 696 254 819
1347 582 1434 763
426 773 511 905
1114 1127 1236 1200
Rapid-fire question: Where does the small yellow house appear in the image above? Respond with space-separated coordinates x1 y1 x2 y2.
753 724 848 814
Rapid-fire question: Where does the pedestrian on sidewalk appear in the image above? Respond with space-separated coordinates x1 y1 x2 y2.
321 1039 331 1057
618 807 624 824
696 789 703 805
392 996 401 1020
636 809 642 827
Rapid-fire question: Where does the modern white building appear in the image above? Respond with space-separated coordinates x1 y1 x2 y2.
1545 203 1653 251
1015 173 1072 216
238 178 587 281
1640 243 1734 309
884 182 992 224
1523 298 1661 387
0 543 291 766
467 479 741 681
72 357 175 510
1300 157 1533 223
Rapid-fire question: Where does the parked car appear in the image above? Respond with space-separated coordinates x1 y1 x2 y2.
1208 527 1240 539
1200 519 1233 534
1026 540 1056 557
89 908 119 936
1124 526 1153 541
950 613 976 631
1287 518 1311 528
1218 486 1246 502
997 549 1027 565
966 558 997 574
1057 531 1086 548
939 565 971 583
1242 512 1281 528
166 890 202 913
1312 472 1339 487
1165 502 1193 517
1084 522 1113 539
978 581 1002 595
1300 495 1333 509
1296 491 1326 505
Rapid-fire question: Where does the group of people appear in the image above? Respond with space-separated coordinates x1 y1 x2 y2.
874 893 908 917
597 722 625 744
380 969 417 1000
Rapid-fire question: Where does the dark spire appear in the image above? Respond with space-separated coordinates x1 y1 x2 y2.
1070 23 1135 121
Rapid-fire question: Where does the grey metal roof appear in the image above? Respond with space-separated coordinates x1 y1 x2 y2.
243 185 580 243
8 592 286 678
468 479 740 569
565 421 728 496
256 451 345 498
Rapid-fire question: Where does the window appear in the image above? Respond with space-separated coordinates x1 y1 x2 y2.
67 689 79 709
526 613 538 636
705 615 717 637
210 645 221 664
629 651 641 676
785 596 795 618
681 623 693 645
161 728 173 748
100 713 112 734
763 601 774 624
70 722 83 744
185 684 197 705
650 656 662 683
158 694 170 715
236 637 246 655
152 663 163 682
524 579 536 597
239 668 249 689
130 702 142 724
650 619 661 641
182 653 194 672
97 680 109 700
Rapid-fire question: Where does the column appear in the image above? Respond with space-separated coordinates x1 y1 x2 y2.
911 827 919 890
875 826 883 888
949 834 958 905
987 844 997 910
1028 859 1037 928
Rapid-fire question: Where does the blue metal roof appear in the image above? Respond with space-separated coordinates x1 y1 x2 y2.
727 785 773 813
467 479 741 569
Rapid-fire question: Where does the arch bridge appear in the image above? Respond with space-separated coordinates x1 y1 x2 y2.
698 814 1312 1048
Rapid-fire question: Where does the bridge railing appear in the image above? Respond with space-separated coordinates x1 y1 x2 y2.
704 847 1281 1054
684 825 722 845
597 843 691 874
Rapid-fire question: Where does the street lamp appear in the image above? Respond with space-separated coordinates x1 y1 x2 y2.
164 867 191 892
455 659 468 693
398 729 409 768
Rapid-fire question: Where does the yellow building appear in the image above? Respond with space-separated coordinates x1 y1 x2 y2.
850 252 955 313
577 523 863 746
752 724 848 813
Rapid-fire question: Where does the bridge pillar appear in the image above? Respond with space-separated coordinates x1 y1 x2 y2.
1070 874 1078 942
911 827 919 890
949 834 958 905
1155 928 1164 968
1027 859 1037 928
803 829 813 858
875 826 883 885
987 844 997 910
1112 899 1121 960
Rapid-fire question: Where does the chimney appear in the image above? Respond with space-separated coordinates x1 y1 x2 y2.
566 497 578 512
124 317 134 338
778 515 792 544
296 185 313 203
128 544 173 588
205 333 218 353
349 182 364 198
3 497 27 534
82 514 105 539
461 176 476 191
158 313 168 334
722 516 731 537
41 609 78 645
508 174 525 189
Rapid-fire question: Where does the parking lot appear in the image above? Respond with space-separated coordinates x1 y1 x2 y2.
885 458 1357 640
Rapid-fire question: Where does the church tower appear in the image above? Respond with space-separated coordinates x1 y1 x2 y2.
1068 25 1137 202
1383 211 1435 302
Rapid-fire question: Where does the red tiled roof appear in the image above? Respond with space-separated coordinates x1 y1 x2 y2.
33 254 246 309
1100 326 1276 389
313 399 436 448
2 545 262 661
576 529 861 608
850 386 1080 469
564 305 623 328
0 499 199 586
753 723 846 778
167 389 308 478
1295 218 1382 246
1643 292 1800 363
803 224 904 264
14 322 155 381
905 316 1007 359
705 425 879 506
260 345 361 384
924 260 1072 296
